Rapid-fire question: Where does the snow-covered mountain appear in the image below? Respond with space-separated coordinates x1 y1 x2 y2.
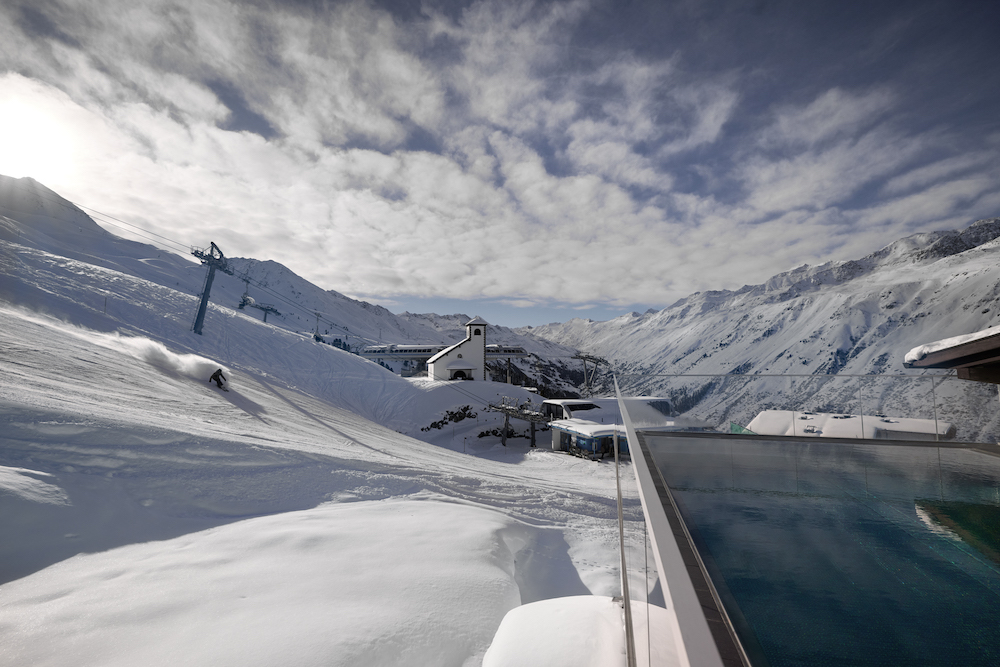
6 173 999 439
4 171 998 664
528 218 1000 441
1 175 657 665
0 175 582 395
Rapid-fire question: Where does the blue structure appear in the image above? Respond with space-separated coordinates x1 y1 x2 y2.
549 419 627 459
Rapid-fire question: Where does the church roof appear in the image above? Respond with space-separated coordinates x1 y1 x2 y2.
466 316 488 326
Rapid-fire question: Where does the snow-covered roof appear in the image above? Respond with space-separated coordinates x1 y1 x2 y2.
542 398 608 407
746 410 955 439
549 418 624 438
426 339 464 364
904 324 1000 367
466 316 488 326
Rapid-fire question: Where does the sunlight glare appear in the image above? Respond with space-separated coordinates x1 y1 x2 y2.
0 98 78 184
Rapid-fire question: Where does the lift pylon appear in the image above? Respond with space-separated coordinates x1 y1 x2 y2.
572 354 608 397
191 241 234 335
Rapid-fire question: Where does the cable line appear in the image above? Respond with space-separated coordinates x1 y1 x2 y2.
6 178 384 345
77 203 191 253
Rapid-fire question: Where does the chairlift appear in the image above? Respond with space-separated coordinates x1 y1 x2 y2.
237 278 280 322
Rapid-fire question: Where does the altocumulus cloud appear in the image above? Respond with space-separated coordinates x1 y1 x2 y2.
0 0 998 324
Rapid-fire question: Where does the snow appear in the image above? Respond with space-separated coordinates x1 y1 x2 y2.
746 409 953 439
0 305 639 666
529 217 1000 442
483 596 679 667
1 499 519 667
0 177 662 666
0 466 69 505
904 324 1000 364
550 419 625 438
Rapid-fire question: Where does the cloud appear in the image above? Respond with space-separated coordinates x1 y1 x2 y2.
761 88 896 148
862 176 999 229
739 127 928 214
881 153 996 196
0 0 997 322
434 0 591 135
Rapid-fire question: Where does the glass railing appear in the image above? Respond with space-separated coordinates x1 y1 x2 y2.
613 372 1000 443
617 455 665 667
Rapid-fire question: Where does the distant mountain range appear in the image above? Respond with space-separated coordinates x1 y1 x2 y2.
3 173 999 439
526 217 1000 440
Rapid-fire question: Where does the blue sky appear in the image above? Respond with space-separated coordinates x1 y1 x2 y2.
1 0 998 327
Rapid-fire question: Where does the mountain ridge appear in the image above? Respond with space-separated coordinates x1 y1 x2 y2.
525 215 1000 439
0 174 583 395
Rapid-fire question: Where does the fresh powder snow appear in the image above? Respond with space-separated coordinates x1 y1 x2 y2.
0 177 655 666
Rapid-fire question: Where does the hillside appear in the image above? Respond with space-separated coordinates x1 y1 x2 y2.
0 175 582 395
528 218 1000 441
0 176 649 665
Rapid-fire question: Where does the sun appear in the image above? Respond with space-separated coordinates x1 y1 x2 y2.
0 96 78 185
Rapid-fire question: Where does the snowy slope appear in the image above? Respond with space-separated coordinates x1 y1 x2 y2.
0 307 631 665
0 176 651 666
528 218 1000 440
0 174 583 395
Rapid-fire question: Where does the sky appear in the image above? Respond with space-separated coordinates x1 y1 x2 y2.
1 0 999 327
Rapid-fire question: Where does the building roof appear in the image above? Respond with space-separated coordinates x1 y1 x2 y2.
904 325 1000 382
466 316 489 327
359 344 447 360
747 409 954 439
427 339 461 364
549 419 625 438
542 399 608 408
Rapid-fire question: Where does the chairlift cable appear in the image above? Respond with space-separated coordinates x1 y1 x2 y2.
4 180 191 254
8 180 383 344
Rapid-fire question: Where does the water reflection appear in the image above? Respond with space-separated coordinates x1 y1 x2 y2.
647 435 1000 667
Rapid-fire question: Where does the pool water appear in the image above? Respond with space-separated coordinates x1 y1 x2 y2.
646 436 1000 667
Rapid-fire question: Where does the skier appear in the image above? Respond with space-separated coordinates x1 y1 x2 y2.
209 368 227 390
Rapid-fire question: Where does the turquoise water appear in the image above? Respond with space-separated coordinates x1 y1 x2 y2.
646 436 1000 667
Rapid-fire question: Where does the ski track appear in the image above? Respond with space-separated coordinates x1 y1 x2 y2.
0 265 640 603
0 189 646 666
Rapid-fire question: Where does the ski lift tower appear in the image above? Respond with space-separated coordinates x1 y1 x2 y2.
573 353 608 397
191 241 234 335
237 277 281 323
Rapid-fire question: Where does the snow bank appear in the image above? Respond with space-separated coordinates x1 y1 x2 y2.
483 596 624 667
0 465 69 505
483 596 679 667
0 498 521 667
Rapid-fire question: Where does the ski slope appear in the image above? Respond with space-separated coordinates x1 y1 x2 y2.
0 180 650 666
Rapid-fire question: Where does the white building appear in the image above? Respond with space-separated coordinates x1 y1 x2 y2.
427 316 488 381
746 409 955 440
548 419 627 458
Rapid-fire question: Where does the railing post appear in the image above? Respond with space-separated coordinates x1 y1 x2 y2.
614 421 637 667
930 377 940 442
857 375 865 439
790 376 796 437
